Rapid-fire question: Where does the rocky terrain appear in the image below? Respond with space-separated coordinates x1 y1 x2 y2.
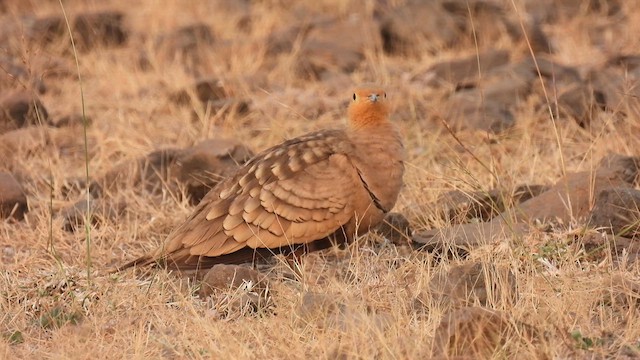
1 0 640 358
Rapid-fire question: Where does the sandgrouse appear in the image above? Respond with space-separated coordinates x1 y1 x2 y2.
117 86 404 271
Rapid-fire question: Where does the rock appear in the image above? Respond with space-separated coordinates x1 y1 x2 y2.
433 185 549 225
597 273 640 311
589 188 640 237
414 154 640 255
190 98 251 122
588 67 640 120
297 292 345 322
199 264 267 299
59 198 126 232
173 138 253 204
296 292 391 333
92 138 252 199
73 11 128 50
431 307 546 359
555 83 603 127
443 97 515 133
170 78 228 106
512 184 550 204
435 189 504 224
23 15 65 44
426 50 510 88
0 91 49 134
580 232 640 264
92 148 181 196
295 16 379 79
152 23 215 72
0 172 27 220
412 222 530 258
51 113 90 128
512 155 640 224
374 212 412 246
428 262 517 308
380 1 459 55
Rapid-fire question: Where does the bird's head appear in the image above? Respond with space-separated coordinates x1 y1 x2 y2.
348 86 390 129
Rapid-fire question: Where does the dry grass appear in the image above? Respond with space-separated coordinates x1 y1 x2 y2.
2 0 640 358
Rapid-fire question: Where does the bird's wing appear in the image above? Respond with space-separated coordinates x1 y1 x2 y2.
152 130 361 266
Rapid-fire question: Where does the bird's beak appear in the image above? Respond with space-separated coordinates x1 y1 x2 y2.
368 94 379 103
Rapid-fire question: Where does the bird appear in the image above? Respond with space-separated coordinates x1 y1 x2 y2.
115 86 404 272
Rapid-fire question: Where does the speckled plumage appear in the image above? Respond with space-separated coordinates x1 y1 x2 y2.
117 86 404 271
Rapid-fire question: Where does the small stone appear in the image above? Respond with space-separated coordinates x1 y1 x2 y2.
555 83 602 127
435 189 504 224
297 292 345 322
92 148 182 196
0 172 27 220
23 15 65 43
374 212 412 246
173 138 253 204
589 187 640 237
426 50 510 87
59 198 126 232
428 262 517 308
170 78 228 106
444 97 515 133
0 91 49 134
431 306 546 358
380 1 459 55
294 16 378 79
199 264 266 298
51 114 91 128
153 23 215 72
73 11 127 50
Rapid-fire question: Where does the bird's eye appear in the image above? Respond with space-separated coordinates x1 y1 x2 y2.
352 93 357 101
384 92 387 98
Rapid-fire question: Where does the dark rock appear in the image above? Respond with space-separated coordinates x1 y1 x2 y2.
173 138 253 204
23 15 65 43
428 262 517 308
524 56 582 84
580 232 640 264
60 198 126 232
51 113 91 128
555 83 603 127
153 23 215 72
523 0 622 23
0 91 49 133
297 292 345 322
431 307 546 359
92 148 182 196
426 50 510 87
73 11 127 50
412 222 530 258
190 98 251 121
374 212 412 246
435 189 503 224
200 264 265 296
433 185 550 225
510 157 639 224
296 292 391 332
606 54 640 71
92 138 252 201
295 16 379 79
170 78 228 106
589 188 640 237
588 67 640 120
512 184 550 204
380 1 459 55
0 172 27 220
443 97 515 133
